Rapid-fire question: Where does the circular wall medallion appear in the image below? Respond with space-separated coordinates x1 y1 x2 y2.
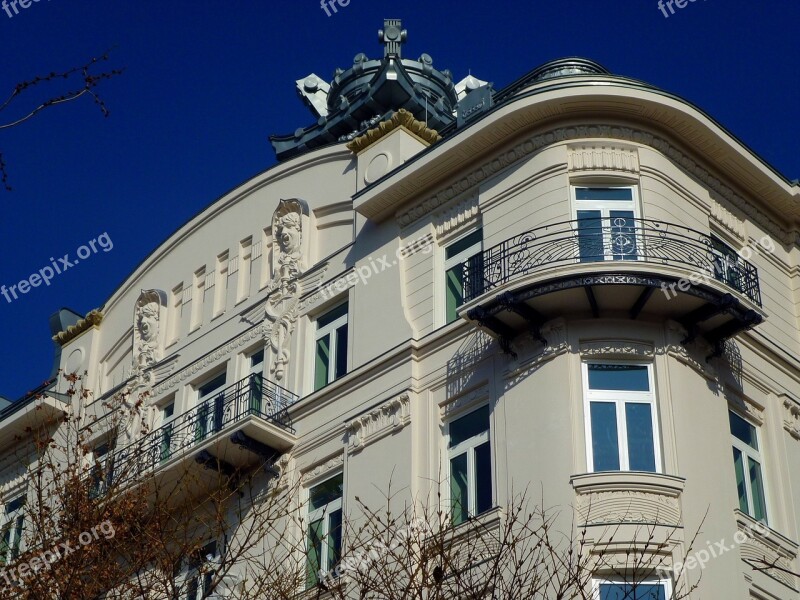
65 347 85 374
365 152 392 184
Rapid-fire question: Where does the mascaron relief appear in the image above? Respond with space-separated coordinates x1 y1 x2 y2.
783 395 800 440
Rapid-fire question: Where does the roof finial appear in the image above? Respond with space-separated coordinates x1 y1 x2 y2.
378 19 407 58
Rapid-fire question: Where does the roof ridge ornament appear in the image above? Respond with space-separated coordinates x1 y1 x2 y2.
379 19 407 58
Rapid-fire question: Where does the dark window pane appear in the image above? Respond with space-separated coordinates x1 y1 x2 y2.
749 457 767 522
445 265 464 323
733 447 748 514
626 403 656 471
335 324 348 380
310 474 343 511
729 412 758 450
591 402 620 471
314 334 331 391
575 187 634 201
588 364 649 391
250 349 264 368
306 518 324 587
445 229 482 260
198 373 226 398
450 453 468 525
317 303 348 328
599 583 666 600
328 508 343 571
449 405 489 448
577 210 603 262
475 441 492 515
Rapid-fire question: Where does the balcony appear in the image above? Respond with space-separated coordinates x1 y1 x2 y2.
461 218 763 355
105 374 299 491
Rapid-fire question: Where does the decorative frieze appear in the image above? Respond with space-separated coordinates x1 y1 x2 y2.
301 453 344 485
433 194 479 239
346 392 411 453
710 198 746 243
579 339 654 359
567 144 639 174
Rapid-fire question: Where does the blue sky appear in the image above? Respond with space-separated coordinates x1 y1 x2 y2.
1 0 798 400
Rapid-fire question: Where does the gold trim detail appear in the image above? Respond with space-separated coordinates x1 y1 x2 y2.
52 309 104 346
346 109 442 154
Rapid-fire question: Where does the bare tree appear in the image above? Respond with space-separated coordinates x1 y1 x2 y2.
0 52 123 190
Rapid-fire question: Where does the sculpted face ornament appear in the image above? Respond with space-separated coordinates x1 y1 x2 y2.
136 302 159 369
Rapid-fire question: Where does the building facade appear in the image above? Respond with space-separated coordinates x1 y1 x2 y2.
2 19 800 599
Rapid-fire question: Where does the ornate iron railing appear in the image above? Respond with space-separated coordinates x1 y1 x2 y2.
99 374 298 490
462 218 761 306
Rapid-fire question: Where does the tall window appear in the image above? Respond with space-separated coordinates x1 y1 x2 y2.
448 405 493 525
190 267 206 331
730 411 768 523
306 474 343 588
213 251 229 317
160 400 176 463
0 496 25 565
314 303 348 391
444 229 482 323
185 541 218 600
593 577 670 599
89 441 115 496
237 237 253 303
573 187 637 262
195 372 227 441
247 349 265 414
583 363 659 472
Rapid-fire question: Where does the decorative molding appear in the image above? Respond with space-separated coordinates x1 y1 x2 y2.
433 194 480 239
297 265 332 312
440 385 490 419
709 198 746 242
301 453 344 485
229 255 239 275
395 125 790 245
346 109 442 154
346 392 411 453
505 318 569 381
52 309 104 346
153 324 266 395
579 340 654 359
782 395 800 440
571 472 685 527
252 240 263 261
181 287 193 304
664 320 715 380
736 512 798 590
204 271 216 289
567 144 639 174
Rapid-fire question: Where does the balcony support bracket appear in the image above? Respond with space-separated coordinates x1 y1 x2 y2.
630 287 655 320
584 286 600 318
497 292 547 346
196 450 238 481
467 306 518 359
230 431 281 477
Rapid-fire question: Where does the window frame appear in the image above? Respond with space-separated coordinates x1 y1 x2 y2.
305 472 344 588
582 361 661 473
571 185 640 263
446 403 494 525
591 576 672 600
442 228 483 325
178 540 219 600
729 410 769 523
0 494 26 566
313 302 349 391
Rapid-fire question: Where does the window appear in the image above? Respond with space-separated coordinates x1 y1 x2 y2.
185 541 218 600
0 496 25 565
573 186 638 262
306 474 343 588
592 577 670 599
160 401 176 462
314 303 348 391
583 363 660 472
195 372 227 441
89 441 115 495
247 349 265 414
448 405 493 525
169 284 183 344
730 411 768 522
236 237 252 303
213 251 229 317
444 229 482 323
190 267 206 331
710 235 744 290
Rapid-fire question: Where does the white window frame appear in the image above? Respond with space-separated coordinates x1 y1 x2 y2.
591 576 672 600
305 473 344 587
0 494 26 565
446 404 493 524
178 540 219 600
730 410 769 523
571 185 640 262
313 303 349 391
441 227 483 325
582 362 661 473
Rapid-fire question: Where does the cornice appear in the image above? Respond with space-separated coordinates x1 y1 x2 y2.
52 309 104 346
346 109 441 154
346 391 411 453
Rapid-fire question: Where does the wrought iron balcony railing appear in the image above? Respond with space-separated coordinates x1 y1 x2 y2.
462 218 761 306
97 374 298 491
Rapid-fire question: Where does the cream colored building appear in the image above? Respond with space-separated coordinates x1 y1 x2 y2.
2 19 800 599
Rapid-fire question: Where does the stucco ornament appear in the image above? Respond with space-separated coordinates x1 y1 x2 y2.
121 289 167 445
265 199 307 382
